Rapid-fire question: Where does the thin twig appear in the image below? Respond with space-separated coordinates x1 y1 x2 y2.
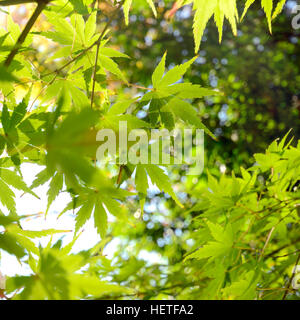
28 73 57 111
42 1 123 80
127 82 153 91
258 226 275 262
90 41 100 108
265 237 300 258
90 0 101 108
41 46 93 78
273 249 300 259
282 254 300 300
90 0 123 108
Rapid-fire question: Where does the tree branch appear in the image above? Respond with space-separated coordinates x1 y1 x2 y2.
4 0 49 67
0 0 49 6
0 0 34 6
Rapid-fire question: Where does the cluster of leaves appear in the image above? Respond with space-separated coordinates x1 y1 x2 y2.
102 134 299 300
2 224 132 299
0 0 298 300
122 0 288 51
184 133 300 299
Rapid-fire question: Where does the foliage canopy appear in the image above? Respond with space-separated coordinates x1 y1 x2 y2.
0 0 299 300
